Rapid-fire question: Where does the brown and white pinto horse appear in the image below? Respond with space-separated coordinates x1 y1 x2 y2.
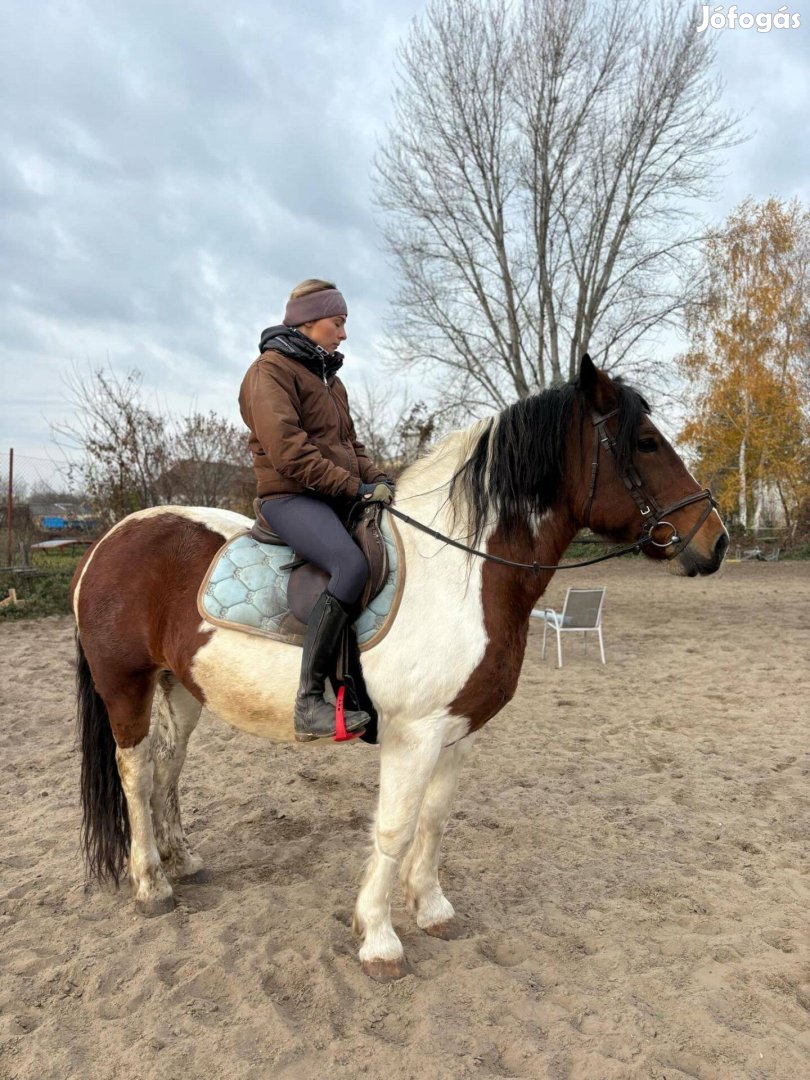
71 356 727 980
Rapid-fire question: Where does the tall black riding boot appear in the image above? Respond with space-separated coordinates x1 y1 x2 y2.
293 589 370 741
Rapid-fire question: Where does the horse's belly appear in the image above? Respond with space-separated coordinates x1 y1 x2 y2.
190 623 300 741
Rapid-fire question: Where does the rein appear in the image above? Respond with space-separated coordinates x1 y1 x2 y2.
385 505 645 573
384 408 717 577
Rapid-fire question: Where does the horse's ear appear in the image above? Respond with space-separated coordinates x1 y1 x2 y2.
579 354 597 396
578 353 615 412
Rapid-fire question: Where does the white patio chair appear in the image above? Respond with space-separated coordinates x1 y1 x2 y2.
741 547 764 561
534 587 606 668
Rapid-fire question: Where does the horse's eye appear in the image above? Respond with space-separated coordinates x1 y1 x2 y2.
637 437 658 453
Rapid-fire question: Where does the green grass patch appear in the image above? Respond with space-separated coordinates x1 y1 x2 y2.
783 542 810 560
29 550 85 572
0 558 80 620
562 540 641 562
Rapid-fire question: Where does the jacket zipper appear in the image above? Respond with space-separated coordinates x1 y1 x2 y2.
323 358 357 480
322 359 339 430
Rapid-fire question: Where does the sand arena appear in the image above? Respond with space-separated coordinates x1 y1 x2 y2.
1 559 808 1079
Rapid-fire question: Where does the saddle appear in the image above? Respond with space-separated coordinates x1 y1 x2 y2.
250 497 389 620
249 497 390 743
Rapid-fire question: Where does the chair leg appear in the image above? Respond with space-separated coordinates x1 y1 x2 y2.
556 628 562 668
598 627 606 665
541 618 548 660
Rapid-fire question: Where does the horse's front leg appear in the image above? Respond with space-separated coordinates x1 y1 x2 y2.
399 734 476 938
353 718 445 981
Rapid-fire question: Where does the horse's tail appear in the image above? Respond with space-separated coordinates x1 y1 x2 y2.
75 632 130 884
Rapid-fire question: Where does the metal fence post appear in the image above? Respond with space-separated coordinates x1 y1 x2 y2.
5 448 12 568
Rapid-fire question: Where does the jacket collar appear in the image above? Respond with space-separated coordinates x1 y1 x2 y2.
258 324 344 381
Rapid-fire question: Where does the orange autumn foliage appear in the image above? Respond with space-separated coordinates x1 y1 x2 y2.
678 197 810 531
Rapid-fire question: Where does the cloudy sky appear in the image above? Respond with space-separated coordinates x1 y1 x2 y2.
1 0 808 481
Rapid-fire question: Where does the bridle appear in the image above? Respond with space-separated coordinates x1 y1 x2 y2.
583 407 717 559
384 406 717 576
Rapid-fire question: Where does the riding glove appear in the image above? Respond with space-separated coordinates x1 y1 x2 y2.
358 480 395 504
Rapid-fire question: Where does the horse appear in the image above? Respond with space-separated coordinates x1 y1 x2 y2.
71 355 727 981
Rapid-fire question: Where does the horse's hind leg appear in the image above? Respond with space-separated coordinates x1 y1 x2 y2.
108 675 175 916
151 674 203 880
399 734 476 938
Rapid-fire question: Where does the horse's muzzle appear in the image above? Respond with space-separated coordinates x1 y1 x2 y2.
676 531 729 577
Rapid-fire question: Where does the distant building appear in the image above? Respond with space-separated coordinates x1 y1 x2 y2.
28 497 98 532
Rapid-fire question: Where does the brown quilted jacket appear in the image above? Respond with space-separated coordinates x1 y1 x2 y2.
238 349 387 499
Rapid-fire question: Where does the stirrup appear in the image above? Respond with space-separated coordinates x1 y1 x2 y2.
334 686 364 742
293 686 369 743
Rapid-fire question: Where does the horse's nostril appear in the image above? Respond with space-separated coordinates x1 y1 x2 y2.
714 533 729 560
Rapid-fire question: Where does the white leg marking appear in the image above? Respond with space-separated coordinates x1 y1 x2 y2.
116 737 174 912
354 717 446 971
400 734 476 931
151 676 203 879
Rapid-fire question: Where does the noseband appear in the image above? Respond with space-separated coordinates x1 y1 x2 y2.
583 408 717 559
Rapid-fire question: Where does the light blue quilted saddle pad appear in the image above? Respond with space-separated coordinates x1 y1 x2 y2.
198 510 401 650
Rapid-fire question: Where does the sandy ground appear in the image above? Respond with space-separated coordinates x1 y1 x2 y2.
1 559 809 1080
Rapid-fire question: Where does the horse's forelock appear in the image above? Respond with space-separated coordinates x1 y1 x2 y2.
612 379 651 473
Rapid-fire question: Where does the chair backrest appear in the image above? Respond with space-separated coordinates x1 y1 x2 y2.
561 587 605 628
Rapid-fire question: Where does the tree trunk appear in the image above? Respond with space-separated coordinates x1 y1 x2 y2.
774 478 793 535
737 436 747 530
752 481 765 532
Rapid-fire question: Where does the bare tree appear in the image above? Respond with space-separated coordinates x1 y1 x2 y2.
161 411 253 511
346 375 405 470
348 374 455 475
53 367 171 521
53 367 253 521
376 0 740 413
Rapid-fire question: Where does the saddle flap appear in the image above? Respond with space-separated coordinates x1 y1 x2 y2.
287 563 330 624
349 504 389 608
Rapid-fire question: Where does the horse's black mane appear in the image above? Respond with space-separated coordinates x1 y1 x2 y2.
447 376 650 550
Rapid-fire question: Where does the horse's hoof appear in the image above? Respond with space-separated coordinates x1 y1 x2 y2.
361 957 411 982
135 894 175 918
422 918 463 940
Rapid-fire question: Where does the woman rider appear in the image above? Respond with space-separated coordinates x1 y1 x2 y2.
238 279 395 741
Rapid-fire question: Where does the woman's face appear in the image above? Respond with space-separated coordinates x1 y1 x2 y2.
299 315 347 354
